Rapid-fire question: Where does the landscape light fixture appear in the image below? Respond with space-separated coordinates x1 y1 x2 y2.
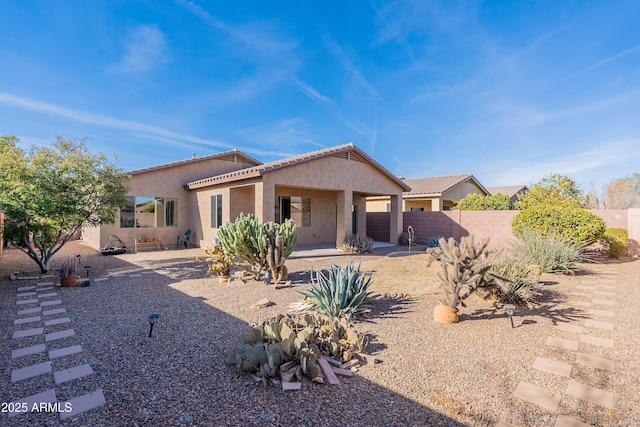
148 313 160 337
503 304 516 328
84 265 91 278
76 254 81 265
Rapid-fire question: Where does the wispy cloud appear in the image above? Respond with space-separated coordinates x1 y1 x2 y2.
483 139 640 185
0 92 230 150
583 44 640 72
238 118 324 151
110 25 170 74
291 78 333 104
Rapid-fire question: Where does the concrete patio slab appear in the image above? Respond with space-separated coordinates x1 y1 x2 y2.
12 343 47 358
7 389 57 418
546 336 579 351
42 307 66 316
13 327 44 339
45 329 75 342
54 363 93 384
11 361 52 382
533 356 572 377
49 344 83 359
514 381 561 411
60 389 105 420
565 379 614 409
14 315 41 325
576 352 615 371
580 335 614 348
44 317 71 327
555 414 593 427
584 319 614 330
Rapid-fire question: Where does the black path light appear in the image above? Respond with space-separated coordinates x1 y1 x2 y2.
503 304 516 328
84 265 91 278
148 313 160 337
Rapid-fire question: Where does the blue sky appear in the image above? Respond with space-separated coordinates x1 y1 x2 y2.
1 1 639 192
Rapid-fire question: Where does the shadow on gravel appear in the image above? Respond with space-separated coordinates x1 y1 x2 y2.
2 248 469 427
365 293 416 320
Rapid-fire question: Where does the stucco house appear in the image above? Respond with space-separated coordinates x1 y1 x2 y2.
82 143 409 252
486 185 527 204
367 173 490 212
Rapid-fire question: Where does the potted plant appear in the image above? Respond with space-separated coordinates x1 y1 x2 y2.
196 245 234 283
426 236 495 323
59 256 79 287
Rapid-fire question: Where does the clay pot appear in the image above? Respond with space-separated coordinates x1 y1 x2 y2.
152 237 159 243
433 303 459 324
218 275 230 283
60 276 78 287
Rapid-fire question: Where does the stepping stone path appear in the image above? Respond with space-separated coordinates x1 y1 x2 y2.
500 272 619 426
6 275 106 421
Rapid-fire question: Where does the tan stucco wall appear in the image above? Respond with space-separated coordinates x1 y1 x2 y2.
84 157 255 251
443 181 487 202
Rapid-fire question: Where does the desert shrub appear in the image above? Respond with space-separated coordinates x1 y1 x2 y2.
512 205 605 245
488 258 541 307
456 193 513 210
509 232 585 274
343 234 374 254
291 261 375 320
600 228 628 258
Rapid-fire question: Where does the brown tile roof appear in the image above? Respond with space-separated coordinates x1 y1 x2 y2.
486 185 527 198
403 173 489 196
185 143 411 191
128 149 262 175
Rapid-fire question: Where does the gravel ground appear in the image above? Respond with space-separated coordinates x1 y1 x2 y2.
1 241 639 426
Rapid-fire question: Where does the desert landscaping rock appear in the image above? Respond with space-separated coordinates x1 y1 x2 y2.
1 241 639 426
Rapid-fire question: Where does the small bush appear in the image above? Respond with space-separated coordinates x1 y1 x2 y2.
343 234 373 254
509 232 585 274
600 228 628 258
512 205 605 245
292 262 375 320
488 259 541 307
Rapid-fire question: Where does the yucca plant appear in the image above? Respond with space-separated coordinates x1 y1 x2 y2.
488 258 541 307
291 262 375 320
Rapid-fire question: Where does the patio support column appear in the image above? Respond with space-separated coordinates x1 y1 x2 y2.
336 190 353 248
254 180 275 223
389 194 402 244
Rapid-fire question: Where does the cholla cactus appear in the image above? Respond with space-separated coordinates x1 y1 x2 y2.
426 236 495 309
266 224 288 283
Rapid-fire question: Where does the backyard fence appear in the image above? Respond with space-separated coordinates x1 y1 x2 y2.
367 208 640 254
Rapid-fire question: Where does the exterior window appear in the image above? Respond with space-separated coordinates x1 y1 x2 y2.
211 194 222 228
386 203 391 212
410 207 424 212
275 196 310 227
120 196 177 228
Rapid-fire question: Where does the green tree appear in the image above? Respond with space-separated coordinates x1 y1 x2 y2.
0 135 129 273
516 173 586 210
455 193 513 210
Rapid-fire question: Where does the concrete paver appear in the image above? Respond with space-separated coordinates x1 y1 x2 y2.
54 363 93 384
40 299 62 307
45 329 75 342
546 336 580 351
514 381 562 411
12 343 47 358
44 317 71 327
565 379 614 409
7 389 57 418
17 307 42 315
14 315 41 325
591 298 615 306
533 356 572 377
583 319 614 330
555 414 593 427
11 361 52 382
554 323 584 334
42 307 66 316
17 298 39 305
576 352 615 371
49 344 83 359
587 308 614 317
13 327 44 339
580 335 614 348
60 389 106 420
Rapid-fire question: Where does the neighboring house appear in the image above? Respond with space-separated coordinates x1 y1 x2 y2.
367 173 490 212
83 143 409 251
486 185 527 204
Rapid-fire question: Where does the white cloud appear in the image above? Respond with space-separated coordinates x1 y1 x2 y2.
110 25 170 74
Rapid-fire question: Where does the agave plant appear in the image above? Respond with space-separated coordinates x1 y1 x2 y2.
291 261 375 320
